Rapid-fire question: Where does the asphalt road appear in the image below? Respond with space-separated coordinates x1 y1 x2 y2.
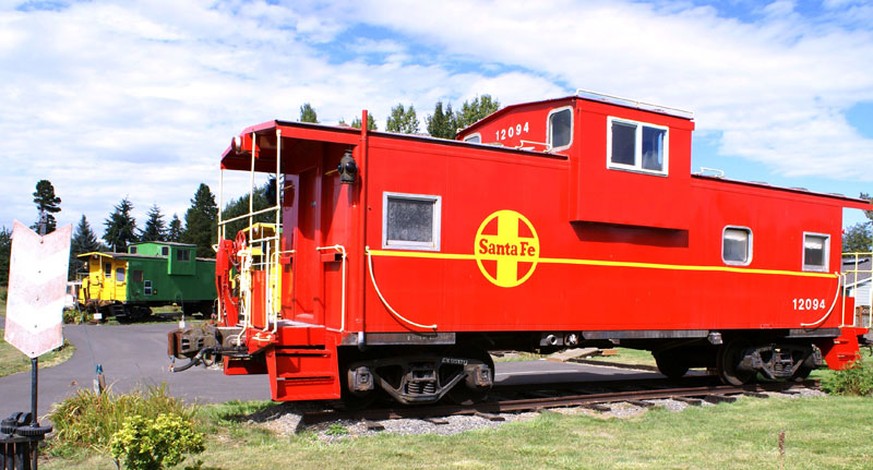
1 322 662 420
1 323 271 419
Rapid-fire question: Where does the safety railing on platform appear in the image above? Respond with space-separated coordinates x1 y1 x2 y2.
216 129 284 333
842 252 872 329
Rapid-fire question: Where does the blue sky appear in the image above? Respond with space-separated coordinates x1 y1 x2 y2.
1 0 871 235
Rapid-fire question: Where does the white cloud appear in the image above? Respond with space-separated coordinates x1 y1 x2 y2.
0 0 871 234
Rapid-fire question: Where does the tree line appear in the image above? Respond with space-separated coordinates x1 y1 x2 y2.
301 94 500 138
0 95 502 287
4 93 869 287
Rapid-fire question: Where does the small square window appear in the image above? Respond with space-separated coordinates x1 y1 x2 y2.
161 246 169 256
607 117 669 175
115 268 125 282
132 270 143 283
129 246 137 254
548 107 572 149
382 192 441 251
177 249 190 261
144 280 153 295
803 233 830 272
723 227 752 265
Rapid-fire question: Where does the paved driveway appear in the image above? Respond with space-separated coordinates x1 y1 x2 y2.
2 322 662 421
1 323 270 419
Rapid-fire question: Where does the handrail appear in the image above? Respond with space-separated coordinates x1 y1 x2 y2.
800 273 842 328
317 244 347 332
365 246 437 331
840 252 873 328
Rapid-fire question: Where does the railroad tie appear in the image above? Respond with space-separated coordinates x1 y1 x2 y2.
703 394 738 404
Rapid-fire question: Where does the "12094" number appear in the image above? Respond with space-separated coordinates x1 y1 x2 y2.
792 298 826 311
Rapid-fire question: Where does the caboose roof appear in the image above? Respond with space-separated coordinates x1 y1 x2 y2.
457 90 694 137
692 173 871 210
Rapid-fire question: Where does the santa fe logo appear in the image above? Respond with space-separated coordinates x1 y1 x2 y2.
474 210 540 288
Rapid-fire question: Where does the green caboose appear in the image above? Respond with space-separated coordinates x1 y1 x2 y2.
78 241 216 322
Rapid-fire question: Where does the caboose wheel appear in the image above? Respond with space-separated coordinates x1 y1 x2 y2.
655 353 689 379
718 340 756 386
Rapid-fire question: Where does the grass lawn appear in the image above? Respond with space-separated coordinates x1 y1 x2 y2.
0 336 75 378
42 394 873 470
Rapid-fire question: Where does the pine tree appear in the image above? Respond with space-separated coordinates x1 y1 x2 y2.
103 197 138 253
181 184 218 258
31 179 62 234
221 181 272 240
140 204 167 242
456 95 500 130
167 214 183 242
386 103 420 134
843 222 873 253
0 226 10 287
427 101 457 139
351 115 377 130
299 103 318 123
70 215 102 279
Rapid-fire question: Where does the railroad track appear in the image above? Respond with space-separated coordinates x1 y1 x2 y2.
302 379 819 426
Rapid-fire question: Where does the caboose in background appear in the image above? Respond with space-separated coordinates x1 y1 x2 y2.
80 241 215 322
169 90 871 405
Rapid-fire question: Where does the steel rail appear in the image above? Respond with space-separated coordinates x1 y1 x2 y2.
301 380 818 425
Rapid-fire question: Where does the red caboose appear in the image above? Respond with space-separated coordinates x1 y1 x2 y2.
170 90 871 405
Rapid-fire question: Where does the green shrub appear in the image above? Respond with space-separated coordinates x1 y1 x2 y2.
821 354 873 396
48 384 198 456
62 307 92 324
110 413 204 470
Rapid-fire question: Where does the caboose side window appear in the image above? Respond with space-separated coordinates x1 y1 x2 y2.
722 227 752 266
803 233 830 272
382 192 442 251
161 246 169 257
116 268 125 282
144 280 152 295
177 249 191 261
104 262 112 277
132 270 143 283
548 107 572 150
607 117 668 175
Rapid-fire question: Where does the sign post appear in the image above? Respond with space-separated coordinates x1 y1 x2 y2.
2 220 71 470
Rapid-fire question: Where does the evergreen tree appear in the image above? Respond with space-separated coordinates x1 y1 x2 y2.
426 101 457 139
221 181 273 240
386 103 420 134
103 197 138 253
299 103 318 123
843 222 873 253
456 95 500 130
181 184 218 258
70 215 102 279
31 179 62 234
351 115 377 130
140 204 167 242
167 214 183 242
0 226 10 287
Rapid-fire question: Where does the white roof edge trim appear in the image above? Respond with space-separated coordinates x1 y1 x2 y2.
575 89 694 120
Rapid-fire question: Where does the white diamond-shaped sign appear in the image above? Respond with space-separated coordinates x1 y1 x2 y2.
4 220 71 358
